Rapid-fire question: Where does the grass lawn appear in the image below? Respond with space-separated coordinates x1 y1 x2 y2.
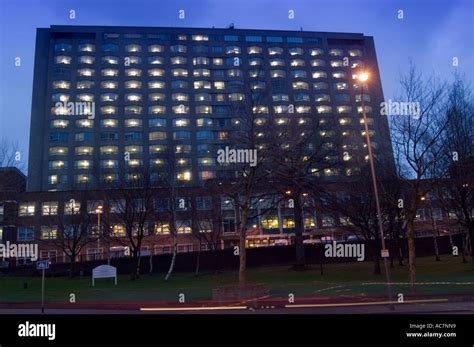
0 255 473 302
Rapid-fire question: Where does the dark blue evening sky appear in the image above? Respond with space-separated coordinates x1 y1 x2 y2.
0 0 472 170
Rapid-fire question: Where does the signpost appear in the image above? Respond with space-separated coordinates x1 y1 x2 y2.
92 265 117 286
36 260 49 313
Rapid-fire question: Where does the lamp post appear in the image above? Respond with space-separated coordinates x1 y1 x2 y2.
358 71 394 310
95 205 103 260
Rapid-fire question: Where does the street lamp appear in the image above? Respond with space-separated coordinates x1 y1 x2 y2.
358 71 394 310
95 205 103 260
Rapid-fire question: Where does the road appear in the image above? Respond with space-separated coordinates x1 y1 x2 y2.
1 300 474 314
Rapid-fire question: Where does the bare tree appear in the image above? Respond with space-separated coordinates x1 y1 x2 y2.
436 75 474 262
269 105 343 269
189 189 223 276
104 167 155 280
39 193 98 277
214 74 274 286
391 64 449 291
0 137 26 175
323 166 386 274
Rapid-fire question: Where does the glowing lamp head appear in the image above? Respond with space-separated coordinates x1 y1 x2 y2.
358 72 369 82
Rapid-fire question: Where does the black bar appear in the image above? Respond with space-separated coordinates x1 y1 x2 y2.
0 314 473 346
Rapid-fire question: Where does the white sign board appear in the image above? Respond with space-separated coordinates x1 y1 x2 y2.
92 265 117 286
381 249 390 258
36 260 49 270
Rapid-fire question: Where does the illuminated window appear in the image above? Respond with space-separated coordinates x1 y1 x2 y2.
357 106 372 114
228 93 244 101
333 71 347 79
64 200 81 214
289 47 303 55
125 80 142 89
171 56 187 64
292 81 309 90
19 203 36 216
172 68 188 77
261 216 279 229
311 59 325 67
78 43 95 52
55 55 71 64
76 119 93 128
41 226 58 239
125 44 141 52
75 146 94 155
194 81 211 90
290 59 305 67
154 223 170 235
149 131 167 141
77 93 94 102
125 68 142 77
248 46 262 54
349 49 362 57
193 69 210 77
148 44 164 52
102 56 119 64
149 105 166 114
55 43 72 52
337 106 352 114
111 224 126 237
150 145 167 153
192 35 208 41
101 68 118 77
125 145 142 154
177 171 192 181
148 80 165 89
51 119 69 128
148 56 164 65
312 71 327 79
101 160 118 168
329 49 343 56
334 82 349 90
78 55 95 64
75 160 92 169
292 70 306 78
270 58 285 67
77 68 94 77
283 218 295 228
101 106 117 115
213 58 223 66
149 93 165 101
226 46 241 54
77 81 94 89
49 147 68 156
173 118 190 127
316 106 332 114
339 118 351 125
125 106 142 115
100 146 118 155
196 118 213 127
52 80 70 89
